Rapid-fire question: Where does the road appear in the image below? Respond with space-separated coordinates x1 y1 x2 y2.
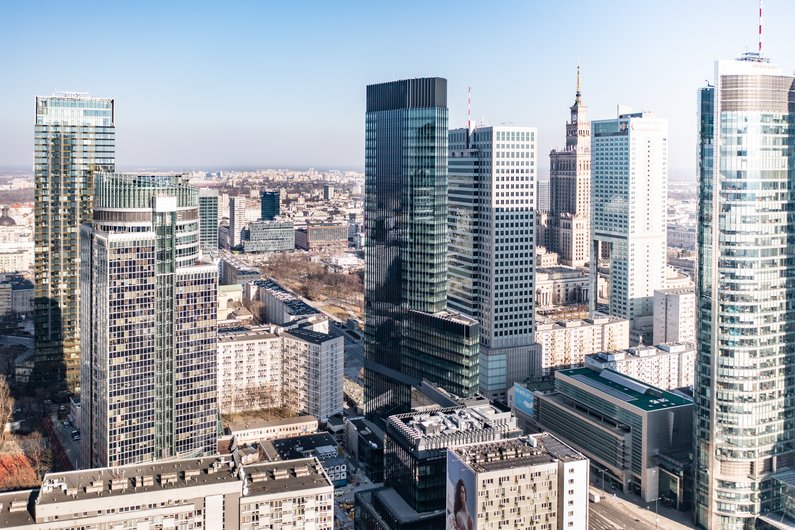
328 321 364 381
591 497 657 530
50 414 82 470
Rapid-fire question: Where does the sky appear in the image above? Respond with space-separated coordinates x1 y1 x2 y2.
1 0 793 179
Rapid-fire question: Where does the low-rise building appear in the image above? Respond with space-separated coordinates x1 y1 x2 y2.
295 224 349 251
534 314 629 376
535 266 589 308
585 342 695 390
225 415 319 445
447 433 588 530
247 278 321 325
0 453 334 530
244 221 295 253
264 432 346 487
220 251 261 285
534 367 693 506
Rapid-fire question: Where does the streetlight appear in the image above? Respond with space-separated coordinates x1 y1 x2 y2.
654 496 661 530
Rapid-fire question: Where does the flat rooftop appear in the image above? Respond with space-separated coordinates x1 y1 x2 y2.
0 489 35 528
37 456 238 505
243 457 331 496
268 433 340 461
557 367 692 412
218 326 278 343
452 438 558 472
223 413 317 433
284 327 337 345
388 404 516 444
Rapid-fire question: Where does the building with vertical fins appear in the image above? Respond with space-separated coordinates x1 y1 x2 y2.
364 78 479 423
229 195 247 249
590 111 667 335
33 93 115 393
694 52 795 529
198 188 219 252
81 173 218 468
548 67 591 268
449 124 538 402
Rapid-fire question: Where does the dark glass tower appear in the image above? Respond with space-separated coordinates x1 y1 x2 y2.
34 93 115 394
364 78 479 423
261 190 280 220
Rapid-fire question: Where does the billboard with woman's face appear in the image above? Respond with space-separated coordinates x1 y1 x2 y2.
446 450 476 530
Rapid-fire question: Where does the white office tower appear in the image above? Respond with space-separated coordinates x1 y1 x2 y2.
229 195 247 248
652 287 695 345
446 433 588 530
695 53 795 529
590 112 667 335
81 174 218 468
449 125 537 402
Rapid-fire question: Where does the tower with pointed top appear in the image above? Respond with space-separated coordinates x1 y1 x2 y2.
547 66 591 269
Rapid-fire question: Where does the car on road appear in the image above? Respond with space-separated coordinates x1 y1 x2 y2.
62 421 71 428
71 430 81 441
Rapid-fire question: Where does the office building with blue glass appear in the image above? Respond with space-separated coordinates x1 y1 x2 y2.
364 78 479 422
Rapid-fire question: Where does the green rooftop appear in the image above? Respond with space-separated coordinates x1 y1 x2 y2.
556 367 692 412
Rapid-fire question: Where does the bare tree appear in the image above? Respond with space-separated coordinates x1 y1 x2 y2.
0 375 13 448
20 431 52 480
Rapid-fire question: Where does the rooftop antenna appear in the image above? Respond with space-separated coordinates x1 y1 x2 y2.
758 0 763 57
466 86 472 149
576 64 582 103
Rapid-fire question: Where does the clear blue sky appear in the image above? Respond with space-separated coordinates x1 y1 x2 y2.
2 1 792 178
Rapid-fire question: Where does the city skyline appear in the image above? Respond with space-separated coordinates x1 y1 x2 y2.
2 1 793 177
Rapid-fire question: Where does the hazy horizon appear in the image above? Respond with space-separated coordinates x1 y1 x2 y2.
3 1 793 178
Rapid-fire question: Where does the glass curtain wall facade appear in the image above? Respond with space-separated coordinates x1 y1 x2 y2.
81 174 218 468
694 55 795 529
364 78 479 423
198 188 219 252
34 93 115 393
261 191 280 220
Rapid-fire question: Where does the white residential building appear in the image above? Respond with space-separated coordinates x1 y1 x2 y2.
534 314 629 375
446 433 588 530
217 326 343 421
283 328 344 422
218 327 283 414
448 124 537 401
584 342 695 390
653 288 695 345
590 112 668 334
229 195 247 248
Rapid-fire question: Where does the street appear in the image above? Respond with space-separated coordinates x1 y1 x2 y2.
49 414 82 470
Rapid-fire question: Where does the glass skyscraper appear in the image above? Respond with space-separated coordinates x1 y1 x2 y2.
81 174 218 468
34 93 115 393
364 78 479 422
694 53 795 529
261 190 280 220
198 188 219 252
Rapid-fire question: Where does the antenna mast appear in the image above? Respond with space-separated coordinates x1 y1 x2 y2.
758 0 763 57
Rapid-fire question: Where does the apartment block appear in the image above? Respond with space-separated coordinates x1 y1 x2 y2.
585 342 695 390
534 314 629 375
447 433 588 530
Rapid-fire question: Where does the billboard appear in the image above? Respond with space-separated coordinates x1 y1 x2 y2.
513 382 535 418
446 449 477 530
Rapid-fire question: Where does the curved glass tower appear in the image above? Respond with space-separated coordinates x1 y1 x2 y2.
695 54 795 529
81 174 217 467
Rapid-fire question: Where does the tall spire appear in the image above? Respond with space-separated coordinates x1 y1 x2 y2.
576 64 582 103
